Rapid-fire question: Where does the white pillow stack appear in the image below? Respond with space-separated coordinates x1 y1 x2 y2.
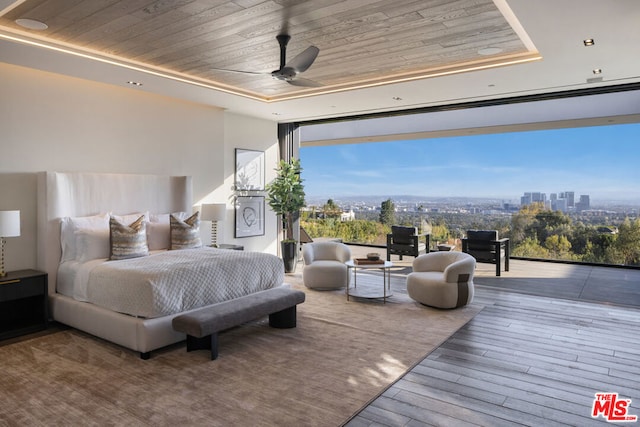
60 210 196 263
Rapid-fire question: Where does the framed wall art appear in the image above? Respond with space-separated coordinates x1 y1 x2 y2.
235 196 265 238
235 148 265 191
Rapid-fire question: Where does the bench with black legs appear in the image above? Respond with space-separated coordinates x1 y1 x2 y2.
172 287 305 360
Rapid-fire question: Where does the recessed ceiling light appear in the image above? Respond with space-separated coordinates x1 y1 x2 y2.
592 68 602 74
392 96 402 101
15 18 48 31
478 47 503 56
272 112 282 116
583 38 595 46
127 81 142 86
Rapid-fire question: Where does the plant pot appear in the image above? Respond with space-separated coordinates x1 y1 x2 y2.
281 241 298 273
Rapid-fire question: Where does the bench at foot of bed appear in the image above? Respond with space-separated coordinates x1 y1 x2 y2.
171 287 306 360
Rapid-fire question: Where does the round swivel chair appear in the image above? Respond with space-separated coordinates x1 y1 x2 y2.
406 251 476 308
302 241 351 290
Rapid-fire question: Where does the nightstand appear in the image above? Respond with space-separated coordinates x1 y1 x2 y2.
216 244 244 251
0 269 48 341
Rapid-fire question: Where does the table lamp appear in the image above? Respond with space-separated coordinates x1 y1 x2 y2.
0 210 21 277
201 204 226 247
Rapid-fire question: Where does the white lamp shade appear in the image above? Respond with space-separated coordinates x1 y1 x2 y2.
200 204 226 221
0 210 20 237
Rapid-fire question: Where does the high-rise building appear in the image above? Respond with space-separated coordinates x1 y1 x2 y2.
531 192 546 203
565 191 575 208
555 198 567 212
576 195 590 212
520 192 546 207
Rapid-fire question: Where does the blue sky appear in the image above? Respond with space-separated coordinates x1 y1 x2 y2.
299 123 640 204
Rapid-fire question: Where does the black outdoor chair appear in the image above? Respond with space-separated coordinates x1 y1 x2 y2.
461 230 510 276
386 226 430 261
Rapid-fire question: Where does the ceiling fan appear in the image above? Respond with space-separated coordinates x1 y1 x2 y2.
212 34 322 87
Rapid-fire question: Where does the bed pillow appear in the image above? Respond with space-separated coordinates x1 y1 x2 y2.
60 213 110 262
75 228 110 262
112 211 149 225
109 215 149 260
170 212 202 250
147 212 187 251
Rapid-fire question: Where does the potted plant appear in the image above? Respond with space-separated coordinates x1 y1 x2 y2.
265 158 306 273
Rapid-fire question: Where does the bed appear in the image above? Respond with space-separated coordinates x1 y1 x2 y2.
36 172 284 359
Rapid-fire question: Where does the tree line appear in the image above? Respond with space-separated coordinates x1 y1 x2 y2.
301 199 640 266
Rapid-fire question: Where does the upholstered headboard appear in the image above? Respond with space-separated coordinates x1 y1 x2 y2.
36 172 192 295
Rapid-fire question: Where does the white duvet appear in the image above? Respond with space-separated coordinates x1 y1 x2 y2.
57 248 285 318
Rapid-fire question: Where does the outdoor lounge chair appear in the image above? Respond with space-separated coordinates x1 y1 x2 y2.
386 226 430 261
461 230 509 276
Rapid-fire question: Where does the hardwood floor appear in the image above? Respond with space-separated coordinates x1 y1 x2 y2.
344 259 640 426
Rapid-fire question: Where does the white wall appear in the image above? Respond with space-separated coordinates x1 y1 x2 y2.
222 112 280 254
0 62 279 271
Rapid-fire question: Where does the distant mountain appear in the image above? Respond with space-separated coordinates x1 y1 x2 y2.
306 194 638 209
305 194 512 207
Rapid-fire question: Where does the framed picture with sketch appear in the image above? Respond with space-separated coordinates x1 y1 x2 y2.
235 148 265 191
235 196 264 238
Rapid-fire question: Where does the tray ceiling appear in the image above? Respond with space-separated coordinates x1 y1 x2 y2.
0 0 538 101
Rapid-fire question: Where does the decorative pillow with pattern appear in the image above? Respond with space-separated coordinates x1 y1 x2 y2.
170 212 202 250
109 215 149 260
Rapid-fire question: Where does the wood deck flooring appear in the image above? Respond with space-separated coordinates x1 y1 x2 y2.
343 257 640 426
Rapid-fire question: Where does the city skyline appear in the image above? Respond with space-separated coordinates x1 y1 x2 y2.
299 122 640 204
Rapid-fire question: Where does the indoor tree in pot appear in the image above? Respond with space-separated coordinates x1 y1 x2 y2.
265 158 306 273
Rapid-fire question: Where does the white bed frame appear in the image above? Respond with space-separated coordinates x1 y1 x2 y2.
36 171 212 359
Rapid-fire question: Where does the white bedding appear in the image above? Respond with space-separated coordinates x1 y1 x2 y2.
57 247 284 318
57 258 105 300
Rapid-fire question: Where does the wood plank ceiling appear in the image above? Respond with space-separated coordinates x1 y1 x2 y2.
0 0 538 101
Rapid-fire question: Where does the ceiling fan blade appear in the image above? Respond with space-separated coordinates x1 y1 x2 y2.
210 35 321 88
286 77 323 87
210 68 268 76
285 46 319 73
